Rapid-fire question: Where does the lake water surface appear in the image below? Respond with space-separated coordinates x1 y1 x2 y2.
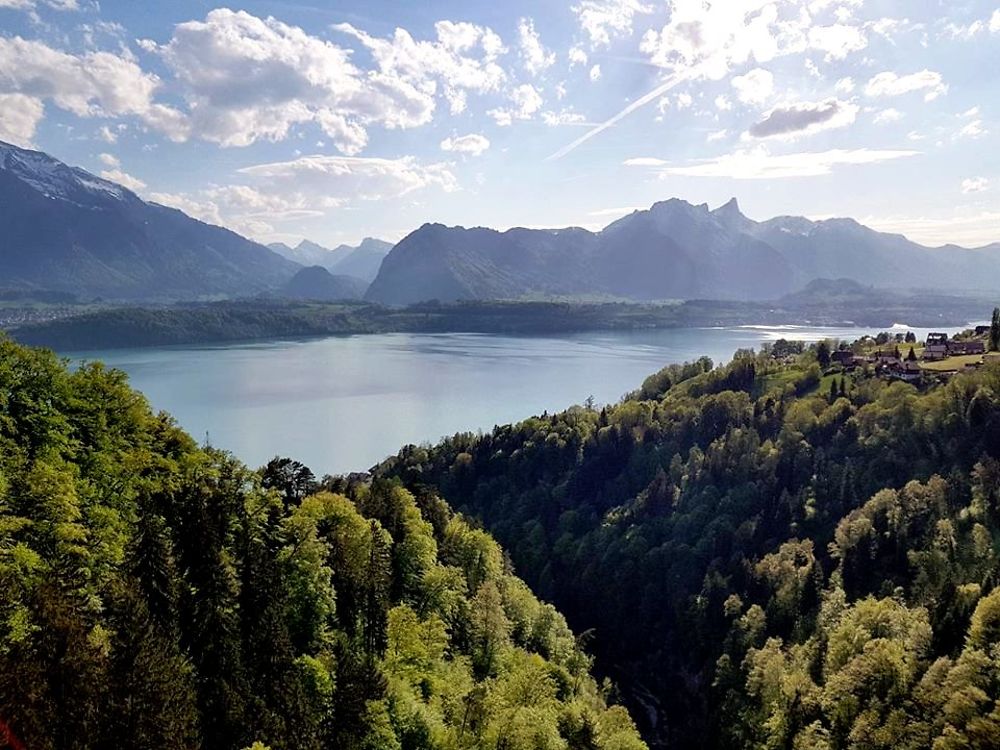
68 324 968 475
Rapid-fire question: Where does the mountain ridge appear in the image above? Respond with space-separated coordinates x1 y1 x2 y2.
366 198 1000 305
0 140 298 301
269 237 393 282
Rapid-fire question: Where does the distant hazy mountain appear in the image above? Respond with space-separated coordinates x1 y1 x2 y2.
366 198 1000 305
280 265 368 301
268 239 352 269
0 140 297 300
331 238 393 282
269 237 392 282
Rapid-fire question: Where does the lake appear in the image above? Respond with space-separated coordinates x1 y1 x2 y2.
68 324 968 475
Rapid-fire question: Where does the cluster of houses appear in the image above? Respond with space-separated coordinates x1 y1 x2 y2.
830 331 991 383
921 331 986 360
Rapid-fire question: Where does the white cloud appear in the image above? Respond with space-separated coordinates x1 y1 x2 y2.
334 19 507 120
865 70 947 101
707 129 728 143
961 177 989 194
747 98 858 139
625 146 919 179
558 1 863 159
731 68 774 106
568 46 588 68
0 36 188 141
638 3 866 79
154 10 438 151
991 10 1000 33
440 133 490 156
542 109 587 126
0 93 44 147
150 187 303 238
488 83 543 126
640 2 788 81
676 92 693 109
149 191 224 226
808 24 867 60
97 125 118 143
943 19 985 39
865 17 917 41
238 154 458 201
863 210 1000 247
808 0 863 14
589 64 602 82
0 0 77 11
715 95 732 111
100 168 146 192
958 119 987 139
873 108 903 124
98 152 119 167
572 0 653 47
835 77 855 94
152 154 458 239
141 10 511 152
518 18 555 76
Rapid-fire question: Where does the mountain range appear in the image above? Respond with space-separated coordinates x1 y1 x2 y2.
268 237 392 282
4 139 1000 307
366 198 1000 305
0 140 298 300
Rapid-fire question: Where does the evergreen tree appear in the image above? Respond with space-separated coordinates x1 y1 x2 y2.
0 338 644 750
816 341 832 369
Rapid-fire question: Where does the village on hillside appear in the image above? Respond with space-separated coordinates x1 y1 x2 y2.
766 312 1000 394
819 320 999 386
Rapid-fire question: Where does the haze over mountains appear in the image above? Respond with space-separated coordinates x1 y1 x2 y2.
4 140 1000 307
268 237 392 282
366 198 1000 305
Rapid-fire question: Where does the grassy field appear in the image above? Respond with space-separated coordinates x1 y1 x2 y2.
819 371 856 394
920 354 984 372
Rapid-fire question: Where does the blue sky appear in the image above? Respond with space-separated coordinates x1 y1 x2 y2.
0 0 997 248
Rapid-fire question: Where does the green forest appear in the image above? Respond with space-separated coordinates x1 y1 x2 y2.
376 345 1000 749
9 282 990 351
8 329 1000 750
0 337 644 750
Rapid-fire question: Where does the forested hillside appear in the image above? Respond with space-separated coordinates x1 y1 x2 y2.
377 346 1000 748
0 338 644 750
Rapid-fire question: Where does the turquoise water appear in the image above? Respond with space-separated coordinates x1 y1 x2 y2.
67 324 967 475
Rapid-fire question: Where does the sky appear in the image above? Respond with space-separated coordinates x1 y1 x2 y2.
0 0 997 249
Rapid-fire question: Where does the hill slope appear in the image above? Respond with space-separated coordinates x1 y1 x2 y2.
0 141 297 300
377 347 1000 748
366 198 1000 305
0 337 645 750
280 265 368 300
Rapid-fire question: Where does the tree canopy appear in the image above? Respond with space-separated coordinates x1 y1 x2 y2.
377 343 1000 749
0 337 644 750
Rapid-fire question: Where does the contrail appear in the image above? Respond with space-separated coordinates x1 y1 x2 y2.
545 72 689 161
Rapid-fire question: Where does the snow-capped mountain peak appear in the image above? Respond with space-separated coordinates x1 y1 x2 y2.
0 140 127 203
